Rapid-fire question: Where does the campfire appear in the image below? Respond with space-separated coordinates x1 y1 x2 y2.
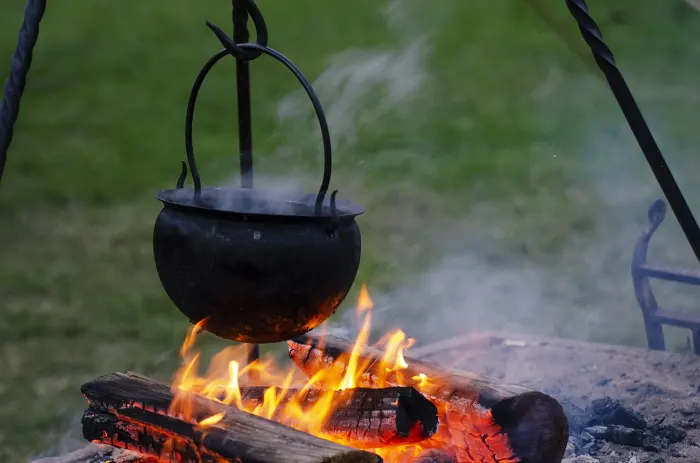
78 285 569 463
11 0 700 462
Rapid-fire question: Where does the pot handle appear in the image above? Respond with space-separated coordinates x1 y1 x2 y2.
183 23 333 217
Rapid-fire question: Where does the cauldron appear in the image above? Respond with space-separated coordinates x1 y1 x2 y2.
154 187 363 343
153 24 364 343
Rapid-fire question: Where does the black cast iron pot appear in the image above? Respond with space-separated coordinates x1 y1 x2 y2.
153 39 364 343
154 188 363 343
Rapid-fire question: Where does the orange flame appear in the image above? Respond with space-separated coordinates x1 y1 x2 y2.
198 412 224 427
169 284 429 462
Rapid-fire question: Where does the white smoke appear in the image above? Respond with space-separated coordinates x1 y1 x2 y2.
274 0 437 161
295 0 700 353
277 40 426 154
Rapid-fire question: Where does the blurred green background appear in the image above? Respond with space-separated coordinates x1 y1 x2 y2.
2 0 700 461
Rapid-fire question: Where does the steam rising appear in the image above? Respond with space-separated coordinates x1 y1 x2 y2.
275 0 432 158
27 416 86 462
276 40 426 155
340 117 700 352
284 0 700 353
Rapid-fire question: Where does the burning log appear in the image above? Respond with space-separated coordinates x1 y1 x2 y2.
289 334 570 463
238 386 438 448
80 372 381 463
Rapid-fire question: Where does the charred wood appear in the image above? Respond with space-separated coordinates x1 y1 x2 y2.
238 386 438 448
80 372 380 463
289 334 569 463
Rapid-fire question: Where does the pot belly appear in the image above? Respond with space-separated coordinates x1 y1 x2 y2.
153 207 361 343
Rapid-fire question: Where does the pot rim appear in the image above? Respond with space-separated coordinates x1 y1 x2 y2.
156 187 365 219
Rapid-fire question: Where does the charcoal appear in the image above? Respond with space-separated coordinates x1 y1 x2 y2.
584 425 645 447
584 426 611 439
581 439 604 455
679 406 699 416
642 433 670 452
588 397 647 430
580 423 677 451
653 424 687 444
679 418 697 429
560 399 592 434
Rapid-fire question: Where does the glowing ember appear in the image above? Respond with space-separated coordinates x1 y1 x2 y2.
168 283 431 462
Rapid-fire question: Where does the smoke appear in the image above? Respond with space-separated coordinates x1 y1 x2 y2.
26 415 85 462
275 0 437 161
284 0 700 353
192 0 438 213
322 118 700 353
276 40 426 155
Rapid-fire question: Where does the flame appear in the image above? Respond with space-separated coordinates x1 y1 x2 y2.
198 412 224 427
170 284 429 462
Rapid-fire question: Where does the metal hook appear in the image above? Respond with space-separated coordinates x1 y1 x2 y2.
176 160 188 189
184 24 334 214
647 199 667 231
229 0 269 60
207 21 247 59
328 190 340 237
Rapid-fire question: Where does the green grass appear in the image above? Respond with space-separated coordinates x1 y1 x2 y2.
2 0 700 461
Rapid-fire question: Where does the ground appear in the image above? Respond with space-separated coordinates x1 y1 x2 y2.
2 0 700 462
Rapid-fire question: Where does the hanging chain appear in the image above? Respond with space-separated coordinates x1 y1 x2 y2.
0 0 47 188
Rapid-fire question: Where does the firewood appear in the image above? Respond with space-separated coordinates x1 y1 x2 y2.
288 334 569 463
80 372 381 463
238 386 438 448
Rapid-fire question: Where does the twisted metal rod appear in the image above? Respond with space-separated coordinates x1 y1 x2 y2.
0 0 46 188
565 0 700 263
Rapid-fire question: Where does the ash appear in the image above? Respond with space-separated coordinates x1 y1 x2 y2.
414 332 700 463
559 396 691 463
